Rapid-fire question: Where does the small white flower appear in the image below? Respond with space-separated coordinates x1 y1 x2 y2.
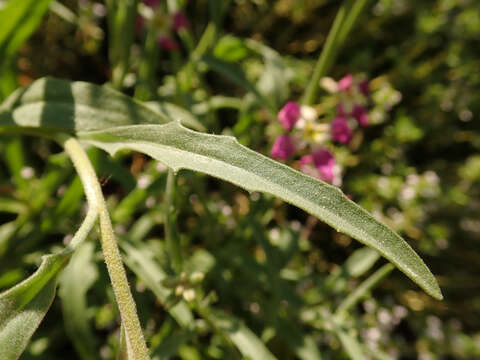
20 166 35 179
137 175 151 189
182 289 196 302
320 77 339 93
300 105 318 123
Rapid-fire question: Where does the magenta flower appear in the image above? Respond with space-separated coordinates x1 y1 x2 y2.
300 149 336 183
358 80 369 97
278 101 301 131
172 12 189 31
157 35 179 51
352 105 369 127
271 134 295 160
331 117 352 144
312 149 336 183
338 74 354 92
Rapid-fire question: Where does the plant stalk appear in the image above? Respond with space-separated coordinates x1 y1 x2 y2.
302 0 371 105
165 168 182 273
106 0 138 90
335 263 394 316
62 137 150 360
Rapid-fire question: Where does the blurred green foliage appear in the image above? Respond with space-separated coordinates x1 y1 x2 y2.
0 0 479 359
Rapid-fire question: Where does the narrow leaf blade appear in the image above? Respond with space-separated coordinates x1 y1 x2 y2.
0 78 442 300
0 0 52 57
58 242 98 360
80 122 442 300
204 309 278 360
0 77 171 134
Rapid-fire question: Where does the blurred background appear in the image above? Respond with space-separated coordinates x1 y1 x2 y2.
0 0 479 359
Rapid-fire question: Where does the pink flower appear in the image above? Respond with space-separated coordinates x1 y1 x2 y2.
143 0 160 7
331 117 352 144
338 74 354 92
157 35 179 51
277 101 300 130
352 105 369 127
300 149 336 183
172 12 189 31
271 134 295 160
358 80 369 97
278 101 301 130
312 149 336 183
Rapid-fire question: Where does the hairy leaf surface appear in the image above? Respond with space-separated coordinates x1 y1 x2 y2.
81 123 442 299
0 252 71 360
0 78 442 300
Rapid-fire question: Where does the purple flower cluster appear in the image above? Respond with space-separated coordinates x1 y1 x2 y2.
299 149 336 183
270 74 371 185
330 74 370 144
270 102 301 160
271 101 338 183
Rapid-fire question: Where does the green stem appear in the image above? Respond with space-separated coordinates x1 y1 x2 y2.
62 137 150 360
165 168 182 273
335 263 394 316
67 207 98 250
107 0 138 90
302 0 371 105
135 23 160 101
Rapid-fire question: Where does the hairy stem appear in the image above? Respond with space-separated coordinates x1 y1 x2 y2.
62 137 150 360
67 207 98 250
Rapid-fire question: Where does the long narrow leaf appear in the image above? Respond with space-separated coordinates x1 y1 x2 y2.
59 242 99 360
0 78 442 300
120 240 195 329
0 0 52 57
203 308 278 360
81 122 442 300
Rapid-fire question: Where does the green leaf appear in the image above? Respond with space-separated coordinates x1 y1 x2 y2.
144 101 205 132
333 324 365 360
59 242 98 360
0 0 52 98
0 77 171 135
0 78 442 300
120 240 195 329
201 54 274 112
214 35 249 62
325 247 380 293
335 264 394 316
0 77 201 135
0 251 71 360
151 331 192 360
0 0 52 58
202 308 278 360
81 122 442 300
245 39 293 110
293 334 323 360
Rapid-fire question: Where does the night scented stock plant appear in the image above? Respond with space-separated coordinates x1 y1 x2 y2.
0 78 442 359
0 2 443 360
